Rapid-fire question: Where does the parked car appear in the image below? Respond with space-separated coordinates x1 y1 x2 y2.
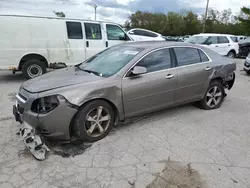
185 33 239 58
243 53 250 74
14 41 236 158
238 37 250 57
127 28 165 41
0 15 131 79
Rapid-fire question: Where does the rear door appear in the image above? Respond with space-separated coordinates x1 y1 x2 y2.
205 36 220 54
83 22 106 59
173 47 213 104
217 36 231 55
105 24 130 48
65 21 86 65
122 48 177 117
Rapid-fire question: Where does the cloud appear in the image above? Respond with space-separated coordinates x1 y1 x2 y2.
90 0 126 9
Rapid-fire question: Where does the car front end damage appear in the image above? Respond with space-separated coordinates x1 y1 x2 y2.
13 87 78 160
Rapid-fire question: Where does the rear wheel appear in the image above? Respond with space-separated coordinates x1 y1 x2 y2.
72 100 115 142
227 51 236 58
22 59 46 79
197 81 225 110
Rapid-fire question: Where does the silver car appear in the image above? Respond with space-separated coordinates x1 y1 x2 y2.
14 42 236 143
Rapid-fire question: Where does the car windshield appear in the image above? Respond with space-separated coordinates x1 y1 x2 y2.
79 46 143 77
185 36 209 44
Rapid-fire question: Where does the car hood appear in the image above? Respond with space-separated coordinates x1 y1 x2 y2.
22 67 103 93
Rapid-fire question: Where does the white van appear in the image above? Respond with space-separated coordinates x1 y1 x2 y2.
185 33 239 58
0 15 131 78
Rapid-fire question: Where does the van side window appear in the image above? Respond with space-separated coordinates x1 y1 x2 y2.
84 23 102 40
106 24 126 40
66 22 83 39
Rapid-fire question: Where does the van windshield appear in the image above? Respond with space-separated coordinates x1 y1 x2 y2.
185 36 209 44
79 46 143 77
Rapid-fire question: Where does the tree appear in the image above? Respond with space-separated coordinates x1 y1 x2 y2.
238 7 250 35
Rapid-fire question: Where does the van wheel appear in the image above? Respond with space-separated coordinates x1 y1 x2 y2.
196 81 225 110
72 100 115 142
22 59 46 79
227 51 235 58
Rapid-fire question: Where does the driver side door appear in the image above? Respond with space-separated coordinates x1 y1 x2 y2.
122 48 177 118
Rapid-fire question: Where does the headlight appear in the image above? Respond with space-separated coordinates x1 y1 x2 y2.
31 95 60 114
31 95 78 114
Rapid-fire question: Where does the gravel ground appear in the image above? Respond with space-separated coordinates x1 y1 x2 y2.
0 59 249 188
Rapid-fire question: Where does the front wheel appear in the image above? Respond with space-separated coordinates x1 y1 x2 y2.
72 100 115 142
197 81 225 110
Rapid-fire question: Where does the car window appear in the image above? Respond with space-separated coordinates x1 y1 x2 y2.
230 37 238 43
143 31 158 37
207 36 218 44
84 23 102 40
106 24 126 40
198 49 209 62
133 30 145 36
174 47 201 66
66 21 83 39
218 36 229 43
136 48 171 73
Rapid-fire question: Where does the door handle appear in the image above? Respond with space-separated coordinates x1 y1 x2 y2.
165 74 174 79
205 67 211 71
215 45 219 47
106 41 108 47
228 44 231 46
86 41 89 48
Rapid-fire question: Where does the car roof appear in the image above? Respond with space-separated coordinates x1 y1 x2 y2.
120 41 204 49
128 28 160 35
194 33 234 37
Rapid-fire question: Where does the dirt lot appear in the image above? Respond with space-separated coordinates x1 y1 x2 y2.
0 59 250 188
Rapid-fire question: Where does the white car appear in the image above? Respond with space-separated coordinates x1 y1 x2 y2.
185 33 239 58
127 28 165 41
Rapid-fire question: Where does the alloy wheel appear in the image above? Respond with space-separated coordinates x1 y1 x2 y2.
206 86 223 108
85 106 111 137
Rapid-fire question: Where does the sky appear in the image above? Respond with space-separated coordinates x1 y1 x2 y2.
0 0 249 24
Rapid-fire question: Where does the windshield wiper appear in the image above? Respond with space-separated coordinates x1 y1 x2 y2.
82 69 101 77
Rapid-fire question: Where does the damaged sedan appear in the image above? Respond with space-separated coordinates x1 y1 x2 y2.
13 41 236 160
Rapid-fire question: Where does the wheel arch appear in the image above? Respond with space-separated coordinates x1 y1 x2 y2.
69 98 120 138
19 53 49 70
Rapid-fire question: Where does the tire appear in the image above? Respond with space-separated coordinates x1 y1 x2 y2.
22 59 46 79
72 100 115 142
227 51 236 59
196 81 225 110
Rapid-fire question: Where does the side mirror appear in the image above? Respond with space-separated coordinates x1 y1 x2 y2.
131 66 147 76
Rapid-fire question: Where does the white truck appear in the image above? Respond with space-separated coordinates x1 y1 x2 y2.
0 15 131 79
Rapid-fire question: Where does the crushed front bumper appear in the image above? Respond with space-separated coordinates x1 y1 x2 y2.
13 103 50 160
20 122 50 160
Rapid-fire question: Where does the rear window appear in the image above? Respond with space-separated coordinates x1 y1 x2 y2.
218 36 229 43
66 21 83 39
198 49 209 62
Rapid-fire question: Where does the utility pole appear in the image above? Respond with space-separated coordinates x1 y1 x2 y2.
93 4 97 20
202 0 209 33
